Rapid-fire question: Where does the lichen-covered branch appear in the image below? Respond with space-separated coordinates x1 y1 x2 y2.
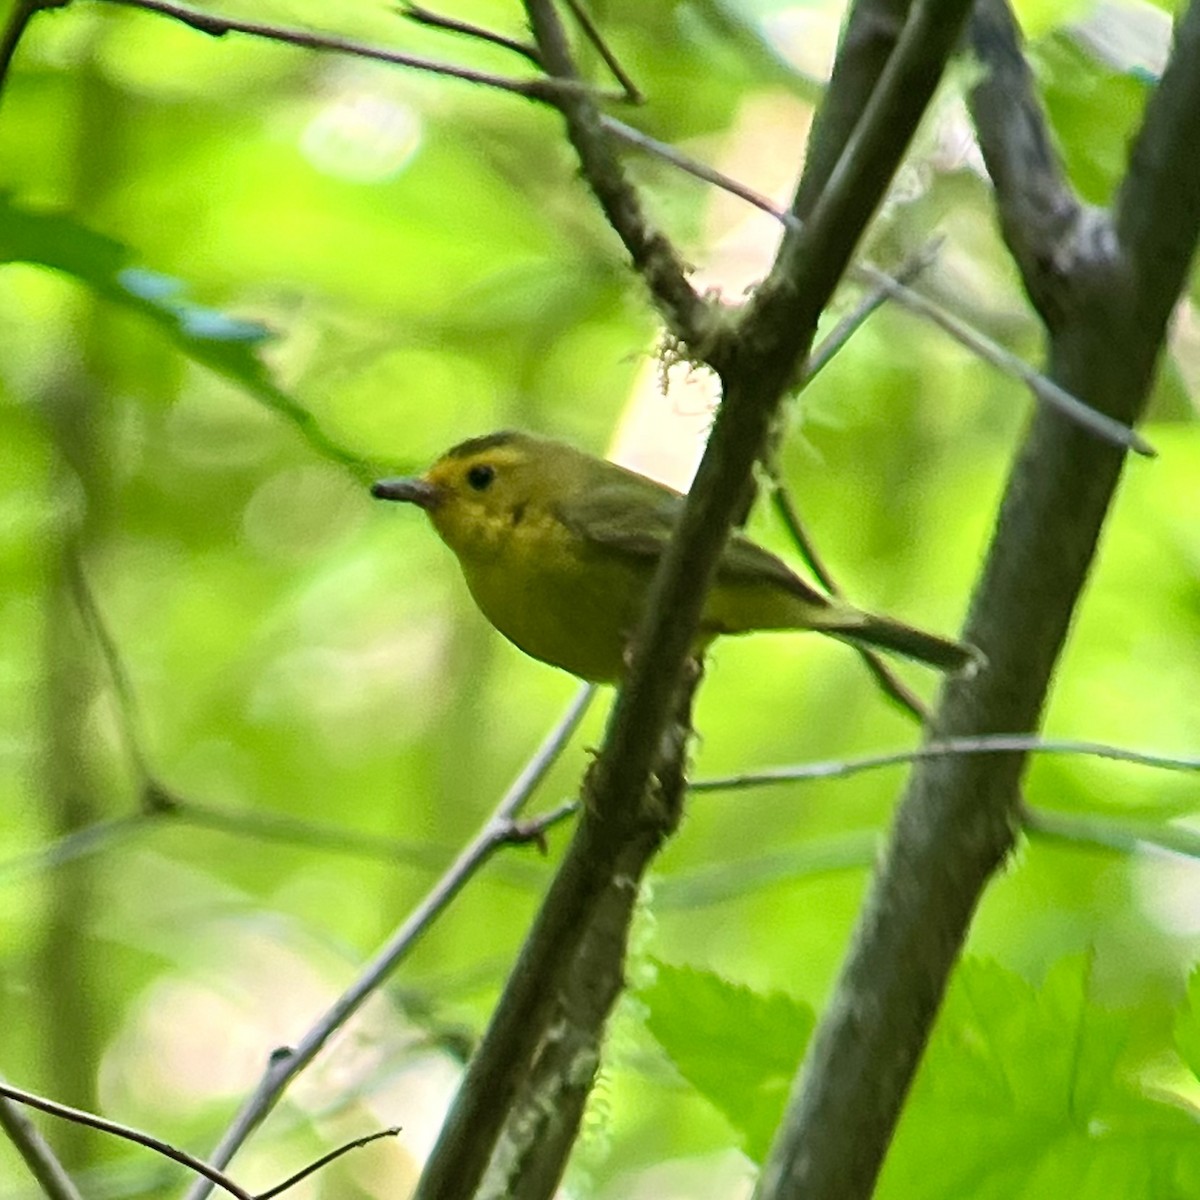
523 0 719 355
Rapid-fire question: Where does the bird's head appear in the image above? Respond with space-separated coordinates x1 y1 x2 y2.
372 430 571 561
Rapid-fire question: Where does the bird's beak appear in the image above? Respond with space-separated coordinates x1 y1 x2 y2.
371 477 441 510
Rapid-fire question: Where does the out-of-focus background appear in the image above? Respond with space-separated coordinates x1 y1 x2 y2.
1 0 1197 1196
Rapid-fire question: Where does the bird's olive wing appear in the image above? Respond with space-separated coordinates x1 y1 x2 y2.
718 531 831 607
554 484 678 560
556 484 830 608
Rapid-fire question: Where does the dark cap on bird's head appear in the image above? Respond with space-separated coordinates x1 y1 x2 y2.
371 477 441 509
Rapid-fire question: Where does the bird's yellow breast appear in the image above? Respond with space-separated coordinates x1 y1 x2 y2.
449 506 648 682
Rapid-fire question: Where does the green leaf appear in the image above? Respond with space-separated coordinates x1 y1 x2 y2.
639 960 813 1163
880 957 1200 1200
1035 34 1151 206
0 195 369 477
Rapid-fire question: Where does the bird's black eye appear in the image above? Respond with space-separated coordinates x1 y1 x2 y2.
466 464 495 491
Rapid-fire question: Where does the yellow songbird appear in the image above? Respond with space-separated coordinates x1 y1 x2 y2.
372 431 981 683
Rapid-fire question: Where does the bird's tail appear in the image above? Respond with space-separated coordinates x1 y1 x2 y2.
830 612 985 676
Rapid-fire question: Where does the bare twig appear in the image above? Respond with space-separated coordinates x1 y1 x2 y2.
0 1085 84 1200
768 481 931 720
93 0 627 104
0 1082 254 1200
600 114 788 215
158 793 455 871
0 783 484 883
803 240 942 384
655 833 882 909
0 1081 399 1200
0 814 147 883
652 800 1200 911
186 686 594 1200
256 1127 401 1200
401 0 646 105
691 736 1200 793
562 0 643 102
854 263 1156 457
401 4 542 66
67 552 153 783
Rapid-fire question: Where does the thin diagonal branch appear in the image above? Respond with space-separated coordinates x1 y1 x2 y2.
768 481 930 720
0 1086 84 1200
1021 806 1200 861
652 805 1200 912
600 114 1153 455
186 686 593 1200
656 834 881 909
803 241 942 384
68 552 153 784
0 815 147 883
562 0 643 102
402 4 542 67
854 263 1156 456
691 736 1200 793
256 1128 401 1200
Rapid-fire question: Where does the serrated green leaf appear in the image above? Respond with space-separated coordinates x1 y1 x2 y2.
880 957 1200 1200
640 960 813 1163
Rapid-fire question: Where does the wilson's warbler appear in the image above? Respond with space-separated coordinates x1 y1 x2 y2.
372 431 981 683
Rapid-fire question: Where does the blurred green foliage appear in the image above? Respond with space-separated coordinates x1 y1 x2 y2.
0 0 1197 1196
